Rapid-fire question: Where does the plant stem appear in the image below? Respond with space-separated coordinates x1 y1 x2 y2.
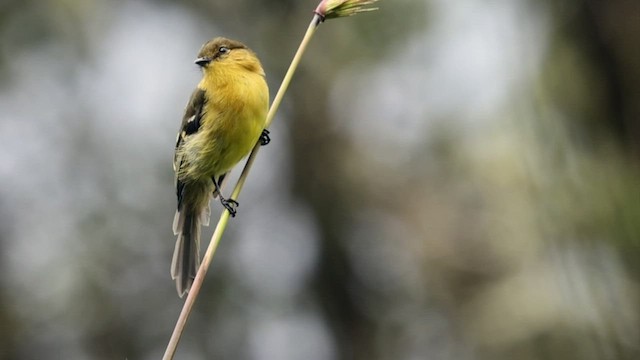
231 14 321 199
162 211 230 360
162 13 323 360
265 15 322 129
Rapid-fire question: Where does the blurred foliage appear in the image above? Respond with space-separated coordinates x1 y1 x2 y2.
0 0 639 359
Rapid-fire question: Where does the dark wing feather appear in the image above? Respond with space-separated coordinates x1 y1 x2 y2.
174 88 206 209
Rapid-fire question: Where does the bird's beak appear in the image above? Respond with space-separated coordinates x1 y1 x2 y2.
194 57 212 67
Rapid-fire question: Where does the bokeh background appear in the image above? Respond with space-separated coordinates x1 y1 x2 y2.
1 0 639 359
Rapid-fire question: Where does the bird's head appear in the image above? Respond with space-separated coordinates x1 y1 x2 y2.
195 37 264 76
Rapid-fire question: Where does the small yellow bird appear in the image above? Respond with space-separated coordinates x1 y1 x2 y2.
172 37 270 297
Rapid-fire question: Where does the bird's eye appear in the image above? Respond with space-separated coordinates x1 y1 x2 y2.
219 46 230 54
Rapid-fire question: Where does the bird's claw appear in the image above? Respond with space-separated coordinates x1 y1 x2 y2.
221 198 239 217
260 129 271 146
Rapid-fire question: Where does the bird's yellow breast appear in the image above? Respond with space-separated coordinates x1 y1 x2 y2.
182 63 268 180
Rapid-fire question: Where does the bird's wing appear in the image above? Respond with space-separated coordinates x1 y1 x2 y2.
174 88 206 209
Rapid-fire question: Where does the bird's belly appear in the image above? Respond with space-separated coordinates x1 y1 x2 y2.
211 116 262 172
187 107 264 179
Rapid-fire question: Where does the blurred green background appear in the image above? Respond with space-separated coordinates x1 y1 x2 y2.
0 0 639 359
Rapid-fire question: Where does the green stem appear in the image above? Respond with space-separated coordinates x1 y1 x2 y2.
265 15 321 129
162 212 230 360
162 14 322 360
231 14 321 199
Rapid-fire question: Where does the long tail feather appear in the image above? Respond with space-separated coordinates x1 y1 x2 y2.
171 209 201 297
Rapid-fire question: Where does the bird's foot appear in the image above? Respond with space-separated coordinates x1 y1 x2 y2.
260 129 271 146
220 197 239 217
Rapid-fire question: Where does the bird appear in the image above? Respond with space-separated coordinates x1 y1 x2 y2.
171 37 270 297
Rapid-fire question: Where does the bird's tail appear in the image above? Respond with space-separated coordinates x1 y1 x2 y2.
171 208 203 297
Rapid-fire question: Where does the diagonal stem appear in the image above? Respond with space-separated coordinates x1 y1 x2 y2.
230 14 322 200
162 14 323 360
264 15 322 129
